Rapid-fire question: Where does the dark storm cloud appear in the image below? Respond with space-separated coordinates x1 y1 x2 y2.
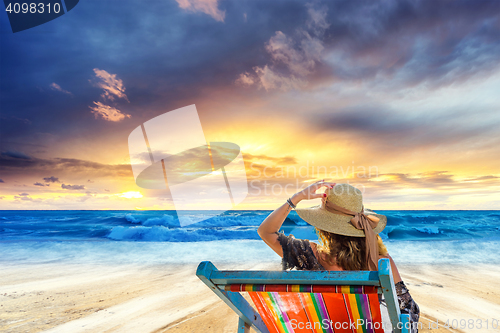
1 0 499 149
1 150 31 159
240 0 500 90
319 0 500 85
314 105 500 149
0 0 307 145
0 155 132 178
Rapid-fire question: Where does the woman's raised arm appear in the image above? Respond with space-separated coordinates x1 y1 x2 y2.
257 180 335 257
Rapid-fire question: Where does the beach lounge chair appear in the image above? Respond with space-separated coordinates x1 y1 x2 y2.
196 258 410 333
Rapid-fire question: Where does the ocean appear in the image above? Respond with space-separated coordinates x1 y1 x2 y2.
1 210 499 266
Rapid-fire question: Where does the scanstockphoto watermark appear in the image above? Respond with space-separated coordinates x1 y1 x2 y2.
289 318 415 331
290 318 500 331
249 160 380 180
249 178 372 196
248 161 379 196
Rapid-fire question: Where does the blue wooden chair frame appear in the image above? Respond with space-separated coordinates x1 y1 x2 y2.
196 258 410 333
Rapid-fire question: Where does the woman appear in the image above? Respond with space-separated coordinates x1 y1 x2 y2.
258 181 420 332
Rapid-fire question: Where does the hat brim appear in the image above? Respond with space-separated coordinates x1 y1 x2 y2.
295 204 387 237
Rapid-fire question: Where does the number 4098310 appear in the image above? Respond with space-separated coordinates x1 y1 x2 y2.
5 2 61 14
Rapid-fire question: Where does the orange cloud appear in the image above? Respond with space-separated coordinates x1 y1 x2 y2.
89 102 131 122
175 0 225 22
50 82 72 95
92 68 129 102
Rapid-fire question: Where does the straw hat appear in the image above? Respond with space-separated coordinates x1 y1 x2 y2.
295 183 386 237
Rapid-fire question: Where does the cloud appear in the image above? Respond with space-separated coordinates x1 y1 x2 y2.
1 0 500 208
3 0 500 138
34 182 49 186
366 171 500 191
266 30 321 76
237 2 329 91
1 115 31 125
237 147 500 199
253 65 306 91
235 72 255 86
464 175 499 182
61 184 86 190
50 82 72 95
0 179 4 183
89 101 131 122
88 69 131 122
1 155 132 179
1 150 31 159
319 0 500 89
233 0 500 93
78 191 95 202
373 172 454 186
44 176 60 183
14 192 32 201
175 0 225 22
313 105 500 150
243 153 298 165
240 168 500 203
92 68 129 102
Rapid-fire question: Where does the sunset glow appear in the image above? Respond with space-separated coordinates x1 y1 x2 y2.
1 1 499 210
120 191 143 199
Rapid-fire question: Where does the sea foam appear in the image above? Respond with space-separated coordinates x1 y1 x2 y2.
1 210 500 266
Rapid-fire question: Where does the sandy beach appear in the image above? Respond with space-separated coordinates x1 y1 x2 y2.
1 261 499 333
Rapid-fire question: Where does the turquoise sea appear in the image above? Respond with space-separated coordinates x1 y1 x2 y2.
1 210 499 266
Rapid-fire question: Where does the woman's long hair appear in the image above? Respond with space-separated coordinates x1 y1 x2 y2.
315 228 388 271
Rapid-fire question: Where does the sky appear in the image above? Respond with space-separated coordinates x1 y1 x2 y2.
1 0 499 210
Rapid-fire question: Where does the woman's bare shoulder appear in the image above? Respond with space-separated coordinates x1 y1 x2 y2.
378 253 402 282
378 253 394 263
310 241 318 255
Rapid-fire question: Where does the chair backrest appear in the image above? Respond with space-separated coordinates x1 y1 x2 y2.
229 283 383 333
196 258 410 333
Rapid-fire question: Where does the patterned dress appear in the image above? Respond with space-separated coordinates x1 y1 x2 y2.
276 232 420 332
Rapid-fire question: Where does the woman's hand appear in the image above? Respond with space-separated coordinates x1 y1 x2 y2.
258 179 336 258
291 180 336 205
